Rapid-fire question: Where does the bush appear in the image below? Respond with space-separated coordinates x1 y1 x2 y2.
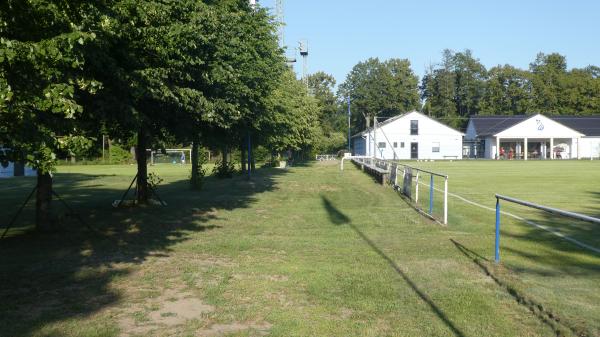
109 144 134 164
212 160 237 179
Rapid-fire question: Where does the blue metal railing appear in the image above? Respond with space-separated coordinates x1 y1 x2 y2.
494 194 600 263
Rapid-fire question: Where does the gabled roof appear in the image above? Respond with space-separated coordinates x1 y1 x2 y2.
351 111 463 138
469 115 529 137
469 114 600 137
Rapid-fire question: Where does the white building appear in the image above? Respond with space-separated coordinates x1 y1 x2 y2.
352 111 464 160
464 114 600 159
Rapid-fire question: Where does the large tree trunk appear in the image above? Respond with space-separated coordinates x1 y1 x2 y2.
136 128 149 203
240 139 247 174
250 142 256 171
35 171 54 232
190 133 201 189
365 116 371 128
220 145 229 170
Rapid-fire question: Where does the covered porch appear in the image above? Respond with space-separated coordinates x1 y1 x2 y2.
495 137 577 160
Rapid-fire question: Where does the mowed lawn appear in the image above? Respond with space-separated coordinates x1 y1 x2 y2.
0 161 597 337
410 159 600 337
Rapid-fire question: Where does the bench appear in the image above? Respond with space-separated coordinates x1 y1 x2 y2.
352 159 389 185
443 155 459 159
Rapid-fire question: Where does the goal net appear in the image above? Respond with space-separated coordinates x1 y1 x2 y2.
150 149 192 165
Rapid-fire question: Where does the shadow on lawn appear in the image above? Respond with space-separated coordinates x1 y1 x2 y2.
495 193 600 277
321 196 467 337
0 167 287 337
450 239 589 337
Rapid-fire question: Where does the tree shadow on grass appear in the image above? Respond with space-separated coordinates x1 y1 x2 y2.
0 167 287 337
450 238 588 337
321 196 466 337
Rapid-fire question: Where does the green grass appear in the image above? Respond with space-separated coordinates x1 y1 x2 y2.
0 160 598 336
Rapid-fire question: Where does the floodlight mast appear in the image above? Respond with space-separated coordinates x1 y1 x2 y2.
299 40 309 86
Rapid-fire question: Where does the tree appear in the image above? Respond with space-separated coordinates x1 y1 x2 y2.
338 57 419 132
307 72 346 153
529 52 568 113
421 49 486 128
452 50 487 116
261 70 320 157
421 50 457 122
0 0 100 230
479 65 532 115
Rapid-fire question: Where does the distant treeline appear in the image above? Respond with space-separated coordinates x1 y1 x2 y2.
338 50 600 131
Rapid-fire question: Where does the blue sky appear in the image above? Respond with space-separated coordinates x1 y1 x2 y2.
258 0 600 88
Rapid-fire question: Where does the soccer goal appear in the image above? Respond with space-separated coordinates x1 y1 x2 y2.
149 149 192 165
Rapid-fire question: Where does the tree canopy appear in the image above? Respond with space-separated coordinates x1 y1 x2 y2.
338 57 420 131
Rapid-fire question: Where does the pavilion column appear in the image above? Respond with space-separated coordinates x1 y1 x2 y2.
496 137 500 160
550 138 554 159
524 137 528 161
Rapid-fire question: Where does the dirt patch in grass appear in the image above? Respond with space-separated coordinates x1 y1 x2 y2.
195 321 272 336
118 288 214 336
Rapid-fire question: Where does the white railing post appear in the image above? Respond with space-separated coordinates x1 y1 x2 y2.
415 171 420 203
444 176 448 225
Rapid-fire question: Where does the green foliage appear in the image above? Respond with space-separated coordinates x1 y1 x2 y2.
421 49 486 128
109 143 133 164
0 0 101 173
261 70 320 153
147 171 163 191
59 135 94 159
212 160 236 179
478 65 532 115
306 71 348 154
423 50 600 125
338 57 420 132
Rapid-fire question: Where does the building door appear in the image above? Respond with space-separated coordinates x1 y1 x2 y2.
410 142 418 159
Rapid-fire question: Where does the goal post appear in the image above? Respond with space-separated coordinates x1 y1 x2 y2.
149 149 192 165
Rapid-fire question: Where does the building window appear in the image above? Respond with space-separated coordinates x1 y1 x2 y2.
393 142 398 148
378 142 386 148
401 142 405 148
432 142 440 153
410 120 418 135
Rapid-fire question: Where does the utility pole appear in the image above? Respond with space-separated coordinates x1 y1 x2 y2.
347 96 351 152
373 116 377 159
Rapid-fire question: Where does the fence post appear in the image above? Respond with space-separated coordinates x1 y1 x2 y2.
415 171 420 203
429 174 434 215
495 197 501 263
444 176 448 225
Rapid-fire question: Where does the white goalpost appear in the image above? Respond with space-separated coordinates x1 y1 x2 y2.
149 149 192 165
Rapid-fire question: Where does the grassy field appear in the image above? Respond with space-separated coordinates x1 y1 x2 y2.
0 161 598 337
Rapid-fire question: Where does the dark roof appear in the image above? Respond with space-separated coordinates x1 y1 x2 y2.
550 116 600 136
469 115 529 136
470 114 600 137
